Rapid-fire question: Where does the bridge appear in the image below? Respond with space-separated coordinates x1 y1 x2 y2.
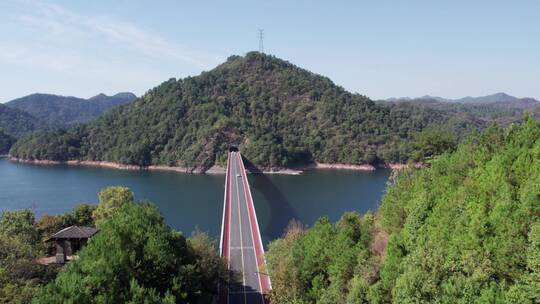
219 151 271 303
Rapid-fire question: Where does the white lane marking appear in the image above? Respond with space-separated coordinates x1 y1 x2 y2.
236 153 266 304
230 246 255 250
233 154 248 304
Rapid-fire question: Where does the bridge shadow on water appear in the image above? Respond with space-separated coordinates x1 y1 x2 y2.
240 156 300 240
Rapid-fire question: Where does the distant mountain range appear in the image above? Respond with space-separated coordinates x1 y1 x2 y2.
383 92 540 128
0 92 137 156
385 92 539 105
5 92 137 126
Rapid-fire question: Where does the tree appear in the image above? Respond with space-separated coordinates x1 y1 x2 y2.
266 118 540 303
62 204 96 227
0 209 39 245
0 210 52 303
35 202 224 303
36 214 63 255
266 214 379 304
10 52 472 170
376 118 540 302
0 129 16 154
506 223 540 303
408 125 457 161
92 187 134 226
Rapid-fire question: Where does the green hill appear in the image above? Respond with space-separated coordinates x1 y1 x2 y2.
267 117 540 303
11 52 458 170
0 103 46 137
384 96 540 128
0 129 16 154
6 92 136 126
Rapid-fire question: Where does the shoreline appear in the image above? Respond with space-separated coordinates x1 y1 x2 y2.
7 157 422 175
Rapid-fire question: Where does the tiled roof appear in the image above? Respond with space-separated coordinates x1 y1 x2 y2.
49 225 98 240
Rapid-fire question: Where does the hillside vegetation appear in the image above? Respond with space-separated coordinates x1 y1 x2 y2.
0 187 224 303
266 117 540 303
0 103 46 137
6 92 136 126
11 53 460 170
0 129 16 154
384 96 540 128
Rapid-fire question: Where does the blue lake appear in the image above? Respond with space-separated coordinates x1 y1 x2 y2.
0 159 390 245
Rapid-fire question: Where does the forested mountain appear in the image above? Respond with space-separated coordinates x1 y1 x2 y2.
10 52 467 170
267 117 540 303
0 129 16 154
5 92 137 126
0 103 46 137
383 96 540 127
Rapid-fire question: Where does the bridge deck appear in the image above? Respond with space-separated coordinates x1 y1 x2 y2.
220 152 271 303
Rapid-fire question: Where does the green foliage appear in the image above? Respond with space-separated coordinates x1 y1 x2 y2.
1 187 223 303
11 53 459 169
267 118 540 303
92 186 134 226
376 117 540 302
408 126 457 161
34 202 225 303
388 97 540 129
0 210 39 245
36 215 63 240
0 210 54 304
0 129 16 154
0 104 46 137
505 223 540 303
62 204 96 227
9 129 83 162
267 213 380 304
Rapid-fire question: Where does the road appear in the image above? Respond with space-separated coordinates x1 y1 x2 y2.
220 151 271 304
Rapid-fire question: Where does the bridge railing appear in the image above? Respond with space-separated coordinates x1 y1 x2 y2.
219 152 231 259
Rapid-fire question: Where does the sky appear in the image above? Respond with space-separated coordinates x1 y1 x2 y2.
0 0 539 102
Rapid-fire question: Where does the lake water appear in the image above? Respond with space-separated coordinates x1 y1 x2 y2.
0 159 390 245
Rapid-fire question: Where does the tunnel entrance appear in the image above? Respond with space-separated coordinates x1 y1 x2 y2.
228 144 239 152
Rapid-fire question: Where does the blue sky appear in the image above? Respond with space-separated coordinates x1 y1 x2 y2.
0 0 538 102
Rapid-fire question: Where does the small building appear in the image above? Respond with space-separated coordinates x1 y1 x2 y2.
45 226 98 264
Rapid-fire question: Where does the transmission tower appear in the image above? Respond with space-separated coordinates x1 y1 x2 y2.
258 29 264 53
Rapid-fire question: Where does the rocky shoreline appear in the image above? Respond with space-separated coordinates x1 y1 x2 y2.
7 157 224 174
7 157 422 175
300 162 423 172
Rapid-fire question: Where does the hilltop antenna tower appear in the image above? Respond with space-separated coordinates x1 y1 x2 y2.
258 29 264 53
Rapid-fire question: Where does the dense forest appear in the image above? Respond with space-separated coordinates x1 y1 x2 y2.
0 129 16 154
0 92 135 152
383 96 540 128
266 117 540 303
0 187 225 303
4 117 539 303
10 52 472 170
6 92 137 126
0 104 46 137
